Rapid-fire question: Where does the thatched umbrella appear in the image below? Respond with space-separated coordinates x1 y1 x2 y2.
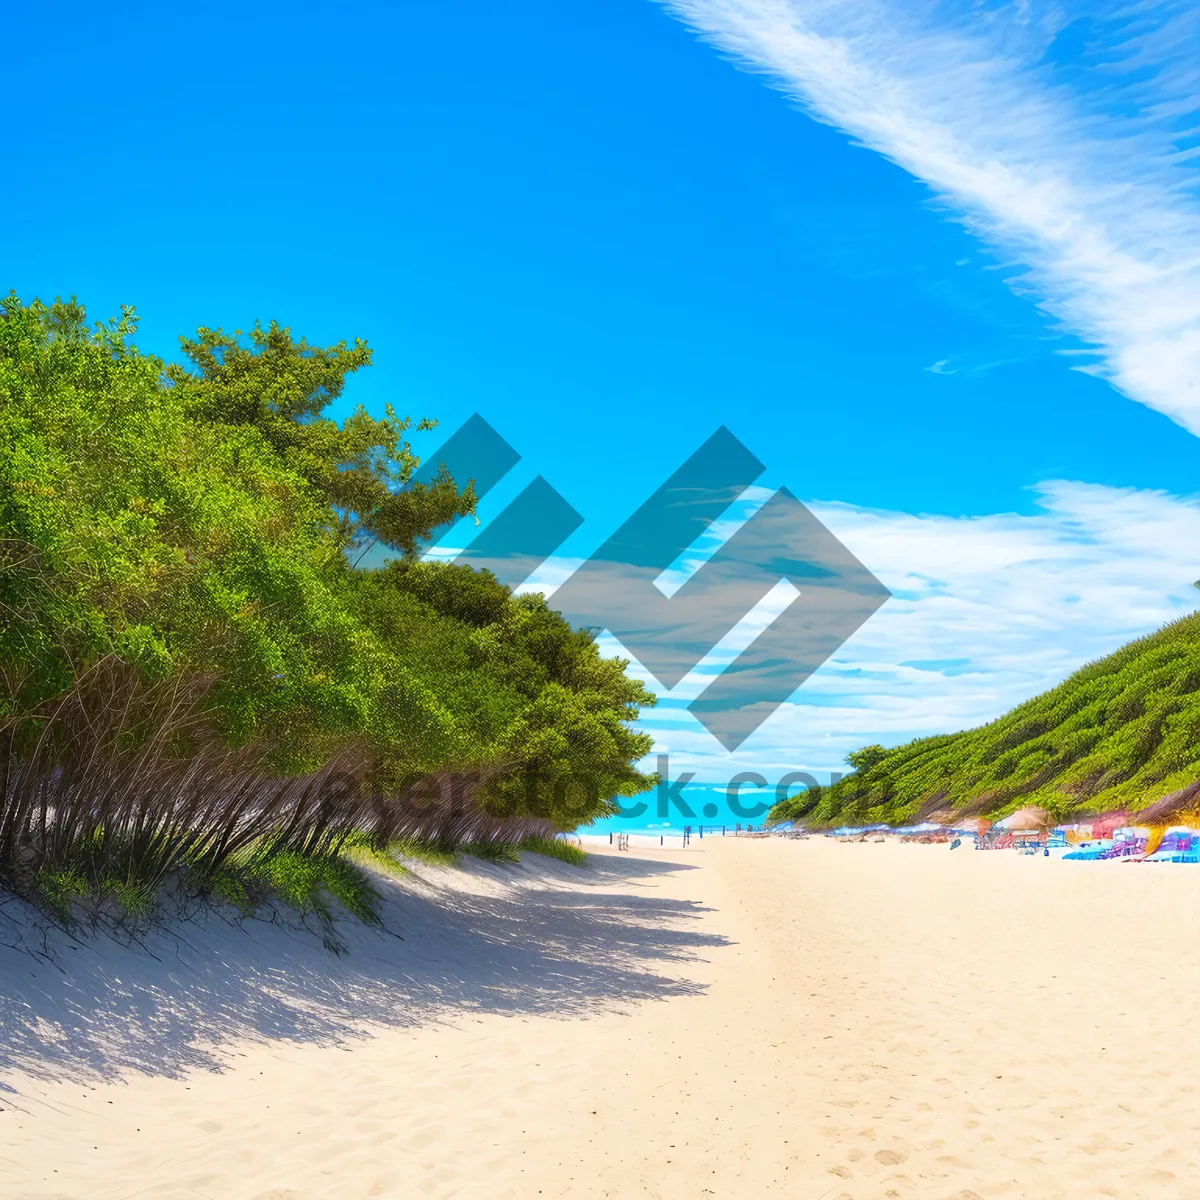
1134 782 1200 828
1128 783 1200 856
997 806 1053 831
950 815 990 834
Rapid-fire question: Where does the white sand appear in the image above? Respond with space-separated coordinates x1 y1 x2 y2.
1 838 1197 1199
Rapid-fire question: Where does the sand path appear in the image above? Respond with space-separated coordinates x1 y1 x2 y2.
1 838 1196 1199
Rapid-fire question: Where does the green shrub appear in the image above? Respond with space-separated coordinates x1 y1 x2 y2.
460 841 521 864
384 837 459 867
519 834 588 867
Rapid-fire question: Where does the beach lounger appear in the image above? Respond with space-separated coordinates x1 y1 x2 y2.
1063 839 1114 861
1142 832 1200 864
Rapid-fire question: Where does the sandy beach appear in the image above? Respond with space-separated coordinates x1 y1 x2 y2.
1 838 1197 1199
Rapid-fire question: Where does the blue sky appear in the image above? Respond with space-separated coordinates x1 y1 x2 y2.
5 0 1198 793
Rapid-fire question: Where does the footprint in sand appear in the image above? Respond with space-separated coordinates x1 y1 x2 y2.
874 1149 907 1165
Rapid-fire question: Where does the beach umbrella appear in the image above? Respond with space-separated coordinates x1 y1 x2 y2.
1134 782 1200 828
953 817 989 833
996 807 1053 831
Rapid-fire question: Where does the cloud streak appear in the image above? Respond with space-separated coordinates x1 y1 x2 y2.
658 0 1200 434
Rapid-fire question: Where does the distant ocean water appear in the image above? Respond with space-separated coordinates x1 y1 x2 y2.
580 816 692 839
579 781 777 838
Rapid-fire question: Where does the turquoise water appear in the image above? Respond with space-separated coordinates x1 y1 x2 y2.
582 782 776 837
575 774 842 836
582 816 723 838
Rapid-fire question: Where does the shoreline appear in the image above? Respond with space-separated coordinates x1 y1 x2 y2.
2 838 1197 1198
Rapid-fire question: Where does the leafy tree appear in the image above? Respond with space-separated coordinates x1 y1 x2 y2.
165 322 474 556
0 293 654 916
845 744 887 775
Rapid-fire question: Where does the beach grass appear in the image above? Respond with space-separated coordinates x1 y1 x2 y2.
460 840 522 864
519 835 588 867
231 848 382 927
21 838 385 937
384 838 460 868
13 829 586 937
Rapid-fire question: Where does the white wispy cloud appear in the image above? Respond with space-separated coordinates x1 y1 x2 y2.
658 0 1200 434
616 479 1200 781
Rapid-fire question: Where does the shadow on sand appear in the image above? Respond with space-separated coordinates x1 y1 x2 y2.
0 853 725 1085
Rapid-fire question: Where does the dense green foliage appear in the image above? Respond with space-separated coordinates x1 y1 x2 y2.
0 294 650 922
769 613 1200 828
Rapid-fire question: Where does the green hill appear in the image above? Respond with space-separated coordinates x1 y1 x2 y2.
771 612 1200 828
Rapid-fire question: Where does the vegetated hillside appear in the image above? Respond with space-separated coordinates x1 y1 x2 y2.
771 612 1200 828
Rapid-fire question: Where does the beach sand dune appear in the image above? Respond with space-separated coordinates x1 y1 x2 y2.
1 839 1196 1199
